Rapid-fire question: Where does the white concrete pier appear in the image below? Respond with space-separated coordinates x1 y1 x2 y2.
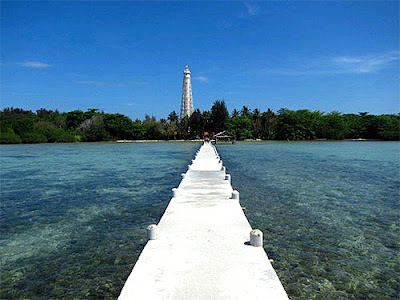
119 142 289 299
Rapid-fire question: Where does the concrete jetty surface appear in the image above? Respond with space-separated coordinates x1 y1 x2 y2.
119 142 288 299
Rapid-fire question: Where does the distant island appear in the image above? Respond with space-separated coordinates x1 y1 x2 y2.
0 101 399 144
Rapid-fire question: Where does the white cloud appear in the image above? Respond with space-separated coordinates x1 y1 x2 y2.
20 61 52 68
257 51 400 76
334 51 400 73
239 2 260 18
194 76 208 82
245 2 260 16
123 102 139 107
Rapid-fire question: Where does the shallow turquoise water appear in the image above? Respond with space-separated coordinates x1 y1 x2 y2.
1 141 399 299
218 141 400 299
0 143 199 299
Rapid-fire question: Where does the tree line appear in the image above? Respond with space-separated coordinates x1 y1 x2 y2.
0 101 399 144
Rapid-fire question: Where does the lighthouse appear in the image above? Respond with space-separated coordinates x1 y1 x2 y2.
180 66 194 119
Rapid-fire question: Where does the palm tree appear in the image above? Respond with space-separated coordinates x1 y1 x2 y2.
168 111 179 124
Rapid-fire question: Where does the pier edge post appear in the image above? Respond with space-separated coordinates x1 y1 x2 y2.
147 224 158 240
231 190 239 200
250 229 263 247
225 174 231 183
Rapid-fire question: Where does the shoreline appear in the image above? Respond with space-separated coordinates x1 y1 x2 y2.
1 139 395 146
116 139 204 143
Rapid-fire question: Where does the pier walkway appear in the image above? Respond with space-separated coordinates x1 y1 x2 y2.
119 142 288 299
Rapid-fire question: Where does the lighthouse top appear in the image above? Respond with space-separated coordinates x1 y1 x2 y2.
180 65 194 119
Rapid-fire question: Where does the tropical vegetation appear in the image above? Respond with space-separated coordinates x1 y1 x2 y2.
0 101 398 144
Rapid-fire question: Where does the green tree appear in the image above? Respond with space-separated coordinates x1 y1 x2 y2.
0 108 37 137
232 109 239 118
260 109 277 140
178 116 190 139
342 114 365 139
316 111 346 140
240 106 252 118
359 112 380 139
36 109 67 129
21 131 48 143
103 113 136 140
189 109 205 138
80 115 110 142
168 111 179 124
131 121 145 140
276 108 321 140
252 108 262 139
377 114 400 140
209 100 229 133
226 115 253 140
0 128 22 144
202 110 211 133
66 110 86 129
143 116 162 139
166 123 179 140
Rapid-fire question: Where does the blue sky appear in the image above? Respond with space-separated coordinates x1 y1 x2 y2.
1 1 399 119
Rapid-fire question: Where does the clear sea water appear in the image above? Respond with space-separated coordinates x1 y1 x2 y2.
1 141 399 299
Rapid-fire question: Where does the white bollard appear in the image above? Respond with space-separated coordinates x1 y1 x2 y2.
172 188 178 197
147 224 158 240
250 229 263 247
231 190 239 200
181 173 186 178
188 164 191 170
222 166 226 173
225 174 231 183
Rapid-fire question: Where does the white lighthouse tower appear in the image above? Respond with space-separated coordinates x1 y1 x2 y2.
180 66 194 119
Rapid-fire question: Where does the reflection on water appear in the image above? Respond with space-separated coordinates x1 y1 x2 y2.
1 141 399 299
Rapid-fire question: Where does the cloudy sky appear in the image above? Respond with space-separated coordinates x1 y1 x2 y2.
1 1 399 118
